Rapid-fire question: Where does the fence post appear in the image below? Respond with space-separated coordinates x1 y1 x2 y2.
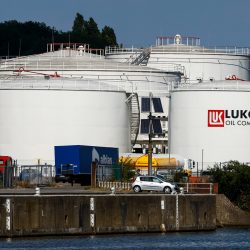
91 162 97 188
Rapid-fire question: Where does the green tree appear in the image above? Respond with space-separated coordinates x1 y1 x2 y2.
85 17 101 48
0 20 57 56
119 157 136 181
0 13 118 56
71 13 86 42
208 161 250 210
101 26 117 47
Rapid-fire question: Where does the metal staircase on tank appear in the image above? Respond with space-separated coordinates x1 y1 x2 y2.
131 48 151 66
125 93 140 147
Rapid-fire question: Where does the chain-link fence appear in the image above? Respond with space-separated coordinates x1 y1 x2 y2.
96 164 122 182
0 164 55 188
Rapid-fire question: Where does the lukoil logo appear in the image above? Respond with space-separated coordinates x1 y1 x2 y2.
208 110 224 127
208 110 250 127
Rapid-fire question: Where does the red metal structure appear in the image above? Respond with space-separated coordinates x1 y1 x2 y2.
15 67 61 78
0 156 12 174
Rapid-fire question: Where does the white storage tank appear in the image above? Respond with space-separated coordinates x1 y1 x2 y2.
169 81 250 166
0 78 130 164
106 35 250 83
0 46 183 158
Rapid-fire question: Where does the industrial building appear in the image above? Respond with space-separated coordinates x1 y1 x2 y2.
0 43 181 164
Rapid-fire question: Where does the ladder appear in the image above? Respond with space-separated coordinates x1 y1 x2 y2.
126 93 140 146
131 48 151 66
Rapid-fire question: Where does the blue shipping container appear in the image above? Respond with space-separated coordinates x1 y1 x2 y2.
55 145 119 177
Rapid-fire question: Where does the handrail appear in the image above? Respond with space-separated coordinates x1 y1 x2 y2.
171 81 250 91
0 61 182 74
97 180 215 194
177 183 215 194
0 78 174 93
105 45 250 56
105 46 143 55
0 59 165 72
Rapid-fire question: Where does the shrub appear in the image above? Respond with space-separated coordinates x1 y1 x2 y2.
207 161 250 210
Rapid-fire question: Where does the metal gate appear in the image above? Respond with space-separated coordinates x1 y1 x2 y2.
17 165 54 185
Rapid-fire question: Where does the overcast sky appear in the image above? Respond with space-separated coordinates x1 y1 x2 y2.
1 0 250 48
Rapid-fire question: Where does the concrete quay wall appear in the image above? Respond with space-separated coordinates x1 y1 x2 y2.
216 194 250 227
0 194 216 237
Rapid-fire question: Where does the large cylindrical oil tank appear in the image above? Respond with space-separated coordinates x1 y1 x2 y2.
0 80 130 164
169 81 250 166
105 35 250 82
148 51 250 82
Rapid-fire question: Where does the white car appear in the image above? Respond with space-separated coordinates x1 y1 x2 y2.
132 176 178 193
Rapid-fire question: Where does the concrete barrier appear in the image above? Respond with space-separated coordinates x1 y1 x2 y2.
0 194 216 237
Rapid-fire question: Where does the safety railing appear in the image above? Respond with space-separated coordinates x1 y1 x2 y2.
0 78 175 94
0 59 167 72
105 46 143 55
98 181 132 190
171 81 250 91
177 183 216 194
105 45 250 56
0 78 123 91
151 46 250 56
97 180 216 194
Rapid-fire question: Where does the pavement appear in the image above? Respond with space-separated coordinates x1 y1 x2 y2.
0 182 132 196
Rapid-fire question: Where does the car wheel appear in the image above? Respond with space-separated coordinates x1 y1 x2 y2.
164 186 172 194
133 185 141 193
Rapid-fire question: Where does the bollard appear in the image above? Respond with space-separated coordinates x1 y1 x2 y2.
110 186 116 195
35 187 40 196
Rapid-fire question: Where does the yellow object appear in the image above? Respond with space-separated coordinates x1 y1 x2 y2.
120 154 180 169
135 154 157 167
120 153 192 176
155 158 178 167
184 169 192 177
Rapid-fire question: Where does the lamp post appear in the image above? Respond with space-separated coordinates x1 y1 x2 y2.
148 92 153 176
202 149 204 174
148 112 153 176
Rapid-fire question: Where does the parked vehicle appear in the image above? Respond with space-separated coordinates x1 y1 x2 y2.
55 145 119 185
132 175 179 193
0 156 12 175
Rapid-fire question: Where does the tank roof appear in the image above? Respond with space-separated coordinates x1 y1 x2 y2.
0 49 171 76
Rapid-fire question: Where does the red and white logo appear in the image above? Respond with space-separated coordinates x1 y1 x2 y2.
208 110 224 127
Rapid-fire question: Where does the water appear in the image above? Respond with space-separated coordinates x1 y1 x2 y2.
0 228 249 249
